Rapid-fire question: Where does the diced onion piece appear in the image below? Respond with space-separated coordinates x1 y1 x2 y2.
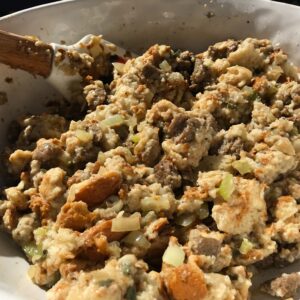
130 212 140 218
141 196 170 213
75 129 93 143
111 216 140 232
112 62 125 74
23 242 43 260
198 203 209 219
175 214 196 227
159 60 172 72
59 151 71 166
101 115 124 127
203 58 213 68
232 159 252 175
218 173 234 201
266 65 283 81
123 231 151 249
239 238 254 255
162 243 185 267
131 135 140 144
127 116 138 128
293 138 300 154
272 138 295 156
97 151 106 164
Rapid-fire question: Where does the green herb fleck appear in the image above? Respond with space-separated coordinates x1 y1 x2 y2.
172 49 182 57
290 127 299 136
121 262 131 276
125 286 137 300
99 279 114 287
249 91 260 102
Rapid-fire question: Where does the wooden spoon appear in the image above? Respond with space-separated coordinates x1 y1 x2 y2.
0 29 130 99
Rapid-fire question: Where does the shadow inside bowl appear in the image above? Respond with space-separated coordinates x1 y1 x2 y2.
0 230 24 258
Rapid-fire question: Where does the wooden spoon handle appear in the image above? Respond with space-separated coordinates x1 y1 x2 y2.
0 29 54 77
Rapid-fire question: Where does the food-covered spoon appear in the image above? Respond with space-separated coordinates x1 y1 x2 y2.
0 29 130 100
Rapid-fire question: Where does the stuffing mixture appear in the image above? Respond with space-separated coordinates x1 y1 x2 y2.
1 36 300 300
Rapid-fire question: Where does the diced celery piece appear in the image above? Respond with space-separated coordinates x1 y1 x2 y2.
232 159 252 175
75 129 93 143
23 242 43 260
131 135 140 144
101 115 124 127
239 238 253 255
218 173 234 201
34 227 48 238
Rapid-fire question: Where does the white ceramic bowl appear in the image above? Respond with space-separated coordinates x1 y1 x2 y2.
1 0 300 299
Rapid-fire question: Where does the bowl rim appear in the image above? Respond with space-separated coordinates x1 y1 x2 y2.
0 0 74 21
1 0 300 24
